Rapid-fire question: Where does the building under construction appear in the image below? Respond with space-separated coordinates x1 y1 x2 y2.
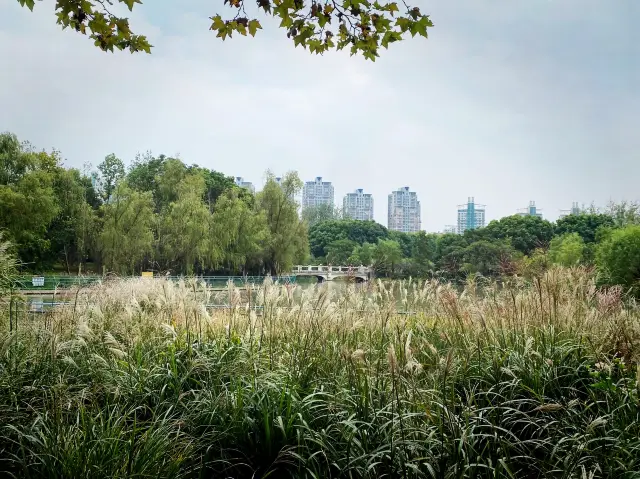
559 202 583 219
457 197 486 235
517 201 544 219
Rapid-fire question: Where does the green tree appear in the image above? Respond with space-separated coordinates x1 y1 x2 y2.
548 233 585 267
309 219 388 258
256 172 308 274
604 200 640 228
461 240 513 277
372 239 403 277
0 140 60 270
0 132 33 185
555 213 615 244
348 242 374 266
484 215 555 255
596 225 640 296
155 158 188 211
434 233 468 276
18 0 432 61
47 168 98 273
325 239 357 265
388 230 412 257
127 152 166 197
98 183 155 275
410 231 437 276
156 175 212 274
211 190 270 273
97 153 125 201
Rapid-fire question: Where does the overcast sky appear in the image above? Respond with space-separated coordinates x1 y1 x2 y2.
1 0 638 231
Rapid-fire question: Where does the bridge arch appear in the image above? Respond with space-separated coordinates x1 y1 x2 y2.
291 265 373 283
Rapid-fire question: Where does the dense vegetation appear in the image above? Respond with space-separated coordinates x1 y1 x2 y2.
1 269 640 477
2 131 639 294
0 132 307 276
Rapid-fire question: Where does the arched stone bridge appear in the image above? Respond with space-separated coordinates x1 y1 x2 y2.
292 265 373 283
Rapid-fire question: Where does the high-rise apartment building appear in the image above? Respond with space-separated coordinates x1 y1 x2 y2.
302 176 334 210
234 176 255 194
517 200 543 218
457 197 486 235
387 187 421 233
343 189 374 221
559 202 582 219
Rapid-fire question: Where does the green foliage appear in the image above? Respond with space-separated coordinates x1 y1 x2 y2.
408 231 436 276
372 238 402 276
596 225 640 296
555 213 615 244
388 230 412 257
309 219 388 258
156 175 212 275
484 214 555 255
97 153 125 201
47 168 98 273
211 189 270 272
18 0 431 61
348 241 374 266
0 137 61 270
98 183 155 275
549 232 585 267
18 0 152 52
256 172 308 274
460 239 514 277
325 238 357 264
605 200 640 228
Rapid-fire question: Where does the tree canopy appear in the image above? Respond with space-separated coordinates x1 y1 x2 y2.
17 0 432 61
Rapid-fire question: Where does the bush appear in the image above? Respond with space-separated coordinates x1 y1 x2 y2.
596 225 640 296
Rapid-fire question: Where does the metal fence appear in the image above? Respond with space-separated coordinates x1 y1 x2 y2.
13 274 297 291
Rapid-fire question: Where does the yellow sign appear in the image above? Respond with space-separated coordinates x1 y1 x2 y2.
141 271 154 278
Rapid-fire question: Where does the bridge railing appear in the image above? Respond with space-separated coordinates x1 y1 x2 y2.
292 265 371 274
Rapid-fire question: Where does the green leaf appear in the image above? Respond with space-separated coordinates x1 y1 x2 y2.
236 22 247 36
209 15 225 31
248 19 262 37
19 0 36 11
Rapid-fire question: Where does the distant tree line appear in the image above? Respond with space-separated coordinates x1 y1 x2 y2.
0 132 307 276
307 204 640 295
1 131 639 295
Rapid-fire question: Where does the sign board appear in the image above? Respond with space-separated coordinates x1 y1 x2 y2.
32 276 45 287
141 272 154 278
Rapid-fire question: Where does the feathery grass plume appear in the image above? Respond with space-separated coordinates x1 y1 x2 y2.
1 270 640 477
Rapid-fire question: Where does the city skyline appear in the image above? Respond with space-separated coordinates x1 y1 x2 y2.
232 174 620 231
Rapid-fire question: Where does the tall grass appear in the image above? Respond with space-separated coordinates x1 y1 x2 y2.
1 268 640 478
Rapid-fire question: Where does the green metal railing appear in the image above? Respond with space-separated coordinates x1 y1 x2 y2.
14 275 102 290
14 274 297 291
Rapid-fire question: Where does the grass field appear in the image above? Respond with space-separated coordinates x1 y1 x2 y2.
1 269 640 478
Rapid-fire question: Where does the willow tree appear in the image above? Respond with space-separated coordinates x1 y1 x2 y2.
98 182 155 275
156 174 211 275
256 171 308 275
17 0 432 61
211 190 270 274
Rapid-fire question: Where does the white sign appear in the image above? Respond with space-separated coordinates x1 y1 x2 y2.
32 276 45 287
